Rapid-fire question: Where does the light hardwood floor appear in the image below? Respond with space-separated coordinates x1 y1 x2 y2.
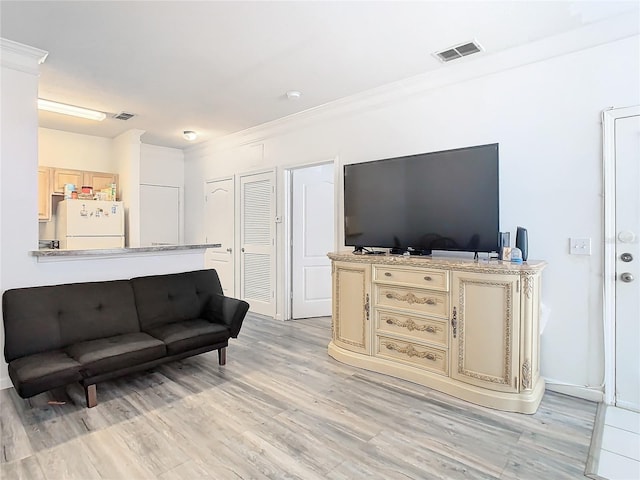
1 314 597 479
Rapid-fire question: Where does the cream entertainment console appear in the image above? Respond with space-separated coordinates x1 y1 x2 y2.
328 252 546 414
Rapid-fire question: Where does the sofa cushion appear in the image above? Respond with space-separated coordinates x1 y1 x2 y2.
66 332 166 376
131 270 223 330
145 319 230 355
8 350 83 398
3 280 140 362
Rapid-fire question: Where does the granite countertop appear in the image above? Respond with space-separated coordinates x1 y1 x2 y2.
31 243 221 257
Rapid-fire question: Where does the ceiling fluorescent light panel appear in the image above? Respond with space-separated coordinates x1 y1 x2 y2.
37 99 106 121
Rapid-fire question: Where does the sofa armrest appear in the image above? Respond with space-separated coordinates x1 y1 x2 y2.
205 294 249 338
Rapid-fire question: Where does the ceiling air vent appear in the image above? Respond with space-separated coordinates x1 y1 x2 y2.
435 40 483 63
113 111 135 121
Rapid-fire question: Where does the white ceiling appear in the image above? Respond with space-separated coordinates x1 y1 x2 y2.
1 1 637 149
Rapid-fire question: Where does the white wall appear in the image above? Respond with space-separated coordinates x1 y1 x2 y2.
140 144 184 186
0 40 205 390
1 40 46 389
184 33 640 396
38 128 113 171
113 129 144 247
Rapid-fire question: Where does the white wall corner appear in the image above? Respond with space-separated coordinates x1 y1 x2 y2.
117 129 146 144
0 38 48 75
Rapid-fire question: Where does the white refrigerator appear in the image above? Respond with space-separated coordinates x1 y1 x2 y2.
56 200 125 249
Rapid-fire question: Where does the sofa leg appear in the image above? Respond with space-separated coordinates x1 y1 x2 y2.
85 384 97 408
218 347 227 366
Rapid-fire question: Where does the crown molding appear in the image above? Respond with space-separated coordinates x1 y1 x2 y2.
0 38 48 76
186 12 639 160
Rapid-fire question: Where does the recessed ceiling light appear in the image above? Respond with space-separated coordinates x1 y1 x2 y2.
183 130 197 141
37 99 106 121
286 90 302 100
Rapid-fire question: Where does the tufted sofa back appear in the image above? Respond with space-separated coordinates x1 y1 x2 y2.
130 269 223 331
3 280 140 362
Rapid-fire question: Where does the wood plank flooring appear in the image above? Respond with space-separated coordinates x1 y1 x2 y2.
1 314 597 479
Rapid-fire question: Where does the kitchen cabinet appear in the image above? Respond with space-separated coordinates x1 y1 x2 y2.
51 168 118 196
84 171 118 194
331 260 371 355
328 252 546 414
38 167 51 221
51 168 84 194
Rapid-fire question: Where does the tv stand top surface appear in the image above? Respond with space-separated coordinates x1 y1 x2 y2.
329 251 546 273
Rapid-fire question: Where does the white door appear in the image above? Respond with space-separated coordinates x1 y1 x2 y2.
615 113 640 412
240 171 276 316
292 164 334 319
204 178 235 297
140 185 179 246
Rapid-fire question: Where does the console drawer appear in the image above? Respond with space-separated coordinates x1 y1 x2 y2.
375 285 448 318
376 309 448 348
374 266 448 291
376 335 448 375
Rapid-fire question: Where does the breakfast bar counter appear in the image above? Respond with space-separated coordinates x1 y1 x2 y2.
30 243 221 261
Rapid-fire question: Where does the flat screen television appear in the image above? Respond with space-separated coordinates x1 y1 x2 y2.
344 143 499 255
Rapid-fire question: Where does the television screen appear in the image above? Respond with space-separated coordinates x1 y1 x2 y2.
344 143 499 254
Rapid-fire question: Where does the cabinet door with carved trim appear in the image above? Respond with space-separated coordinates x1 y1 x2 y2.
332 261 371 355
450 271 520 393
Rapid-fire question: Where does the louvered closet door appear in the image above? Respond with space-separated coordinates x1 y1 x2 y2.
240 171 276 317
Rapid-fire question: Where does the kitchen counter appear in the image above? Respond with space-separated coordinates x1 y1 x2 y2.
31 243 221 260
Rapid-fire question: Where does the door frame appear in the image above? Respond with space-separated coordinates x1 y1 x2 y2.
282 158 339 320
602 105 640 405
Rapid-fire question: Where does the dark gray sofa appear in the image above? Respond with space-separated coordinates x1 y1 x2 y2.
2 269 249 407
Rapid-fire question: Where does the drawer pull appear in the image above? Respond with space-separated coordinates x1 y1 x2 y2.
382 341 441 361
383 316 441 334
424 276 432 281
383 291 438 306
385 272 392 277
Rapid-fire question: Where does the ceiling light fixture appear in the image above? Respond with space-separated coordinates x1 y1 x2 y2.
37 99 106 121
183 130 197 141
286 90 302 100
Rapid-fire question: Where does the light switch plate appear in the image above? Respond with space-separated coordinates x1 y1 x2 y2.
570 237 591 255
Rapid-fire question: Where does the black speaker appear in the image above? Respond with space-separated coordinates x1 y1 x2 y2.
516 227 528 261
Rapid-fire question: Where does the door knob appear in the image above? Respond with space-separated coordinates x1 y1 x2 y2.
620 272 634 283
226 248 232 253
621 253 633 263
241 247 245 253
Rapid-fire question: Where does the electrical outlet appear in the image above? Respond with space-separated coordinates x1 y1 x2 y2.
570 237 591 255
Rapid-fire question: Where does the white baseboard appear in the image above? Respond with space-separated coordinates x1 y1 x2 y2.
545 379 604 403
